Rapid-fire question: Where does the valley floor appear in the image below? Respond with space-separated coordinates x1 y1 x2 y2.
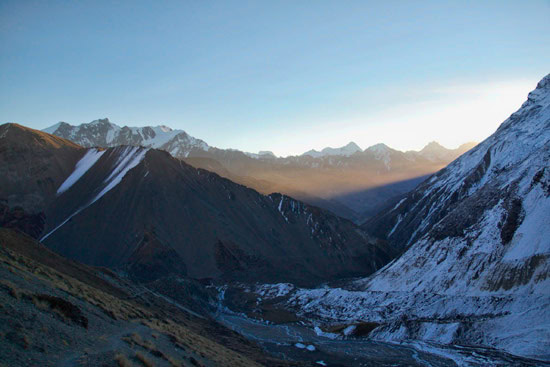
213 282 550 367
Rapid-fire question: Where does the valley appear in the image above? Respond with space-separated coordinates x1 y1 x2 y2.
1 75 549 366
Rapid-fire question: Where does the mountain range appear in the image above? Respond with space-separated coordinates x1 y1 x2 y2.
43 119 476 222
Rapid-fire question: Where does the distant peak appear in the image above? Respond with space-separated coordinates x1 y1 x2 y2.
245 150 277 159
157 125 173 133
88 118 111 125
427 141 443 147
344 141 361 150
366 143 390 152
421 141 446 151
302 141 362 158
42 121 65 134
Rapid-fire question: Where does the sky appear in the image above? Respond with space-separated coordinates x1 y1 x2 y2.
1 1 549 156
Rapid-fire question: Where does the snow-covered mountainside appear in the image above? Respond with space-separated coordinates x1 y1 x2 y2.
255 74 550 361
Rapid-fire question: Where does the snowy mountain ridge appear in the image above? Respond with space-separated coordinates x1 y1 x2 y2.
44 118 209 158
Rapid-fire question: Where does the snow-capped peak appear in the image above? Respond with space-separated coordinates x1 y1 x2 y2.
365 143 390 153
246 150 277 159
41 118 209 157
88 118 111 125
42 121 64 134
157 125 172 133
302 141 362 158
365 143 392 168
420 141 445 152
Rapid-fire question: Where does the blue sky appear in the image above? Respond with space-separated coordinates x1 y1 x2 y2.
1 1 549 156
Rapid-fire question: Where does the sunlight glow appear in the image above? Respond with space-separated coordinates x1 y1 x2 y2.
256 79 537 156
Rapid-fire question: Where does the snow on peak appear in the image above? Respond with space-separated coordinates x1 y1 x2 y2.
41 118 210 157
421 141 445 152
365 143 392 168
42 122 64 134
302 141 362 158
365 143 390 153
245 150 277 159
258 150 276 157
88 118 111 125
157 125 172 133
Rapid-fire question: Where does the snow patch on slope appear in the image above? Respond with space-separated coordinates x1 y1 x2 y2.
91 147 147 204
57 149 105 194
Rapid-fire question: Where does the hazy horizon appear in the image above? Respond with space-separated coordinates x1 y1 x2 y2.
1 1 549 156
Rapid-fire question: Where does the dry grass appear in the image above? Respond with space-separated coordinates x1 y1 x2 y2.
123 333 155 351
1 246 145 321
22 335 31 350
135 352 154 367
164 354 181 367
114 353 133 367
122 333 180 366
0 234 262 367
0 279 21 299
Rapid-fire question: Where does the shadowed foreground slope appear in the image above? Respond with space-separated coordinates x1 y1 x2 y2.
0 228 300 367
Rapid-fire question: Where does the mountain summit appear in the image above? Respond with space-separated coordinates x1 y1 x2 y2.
302 142 362 158
43 119 209 158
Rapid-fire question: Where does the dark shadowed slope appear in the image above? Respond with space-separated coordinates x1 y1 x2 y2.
0 228 299 367
40 146 391 285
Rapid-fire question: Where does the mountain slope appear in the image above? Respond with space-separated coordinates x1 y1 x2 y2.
0 123 85 214
39 145 391 285
0 228 296 367
261 74 550 360
362 73 550 290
